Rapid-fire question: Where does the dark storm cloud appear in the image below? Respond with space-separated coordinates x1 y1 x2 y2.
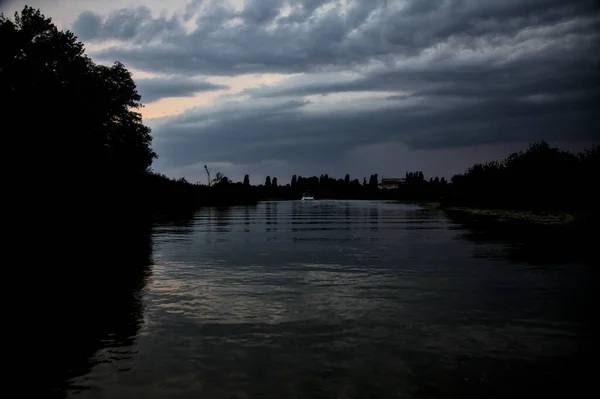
88 0 386 75
242 31 600 101
83 0 599 76
70 0 599 172
71 11 102 40
151 82 596 168
135 77 228 103
241 0 283 25
72 6 183 43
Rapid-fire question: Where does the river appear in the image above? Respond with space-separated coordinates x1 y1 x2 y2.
59 201 594 398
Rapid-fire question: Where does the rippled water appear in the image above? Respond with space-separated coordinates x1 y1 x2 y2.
63 201 594 398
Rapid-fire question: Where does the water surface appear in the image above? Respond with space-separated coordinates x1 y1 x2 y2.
64 201 594 398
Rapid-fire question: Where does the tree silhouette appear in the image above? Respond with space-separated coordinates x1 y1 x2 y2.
444 141 599 212
369 174 378 186
211 172 233 186
272 177 278 188
243 174 250 186
2 7 156 181
265 176 271 187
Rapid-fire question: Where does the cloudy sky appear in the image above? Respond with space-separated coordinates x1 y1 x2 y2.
2 0 598 184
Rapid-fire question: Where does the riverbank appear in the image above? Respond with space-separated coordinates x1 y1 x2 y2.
387 199 584 226
440 206 578 225
387 200 441 208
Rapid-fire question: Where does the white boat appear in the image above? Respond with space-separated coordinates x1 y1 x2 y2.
301 192 314 200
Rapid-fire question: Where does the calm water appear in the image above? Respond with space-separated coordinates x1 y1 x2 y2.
62 201 594 398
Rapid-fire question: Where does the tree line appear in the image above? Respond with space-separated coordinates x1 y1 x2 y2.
204 140 598 213
444 142 599 213
200 170 443 201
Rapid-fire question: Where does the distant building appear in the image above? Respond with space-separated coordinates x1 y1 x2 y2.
378 177 405 190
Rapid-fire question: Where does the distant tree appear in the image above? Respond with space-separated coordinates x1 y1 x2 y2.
265 175 271 187
406 171 425 183
345 174 350 184
363 177 367 186
440 177 447 185
272 177 278 188
444 141 597 211
211 172 230 185
369 174 378 186
243 174 250 186
291 174 297 188
212 172 224 185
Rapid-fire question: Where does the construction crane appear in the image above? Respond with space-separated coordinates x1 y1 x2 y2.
204 165 211 187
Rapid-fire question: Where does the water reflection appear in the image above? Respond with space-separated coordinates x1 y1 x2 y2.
152 213 196 251
214 207 231 230
443 208 596 384
369 206 379 232
266 201 278 233
43 221 154 398
61 202 594 398
196 206 233 234
444 209 597 266
244 205 250 227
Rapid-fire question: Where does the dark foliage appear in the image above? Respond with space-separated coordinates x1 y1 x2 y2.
234 171 443 201
2 7 159 227
444 142 600 212
228 141 598 213
146 172 258 213
2 7 156 176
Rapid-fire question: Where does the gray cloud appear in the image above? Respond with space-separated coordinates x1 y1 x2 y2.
67 0 599 177
150 82 596 170
71 10 102 40
241 0 283 25
84 0 599 76
135 77 228 103
72 5 183 43
242 31 600 102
